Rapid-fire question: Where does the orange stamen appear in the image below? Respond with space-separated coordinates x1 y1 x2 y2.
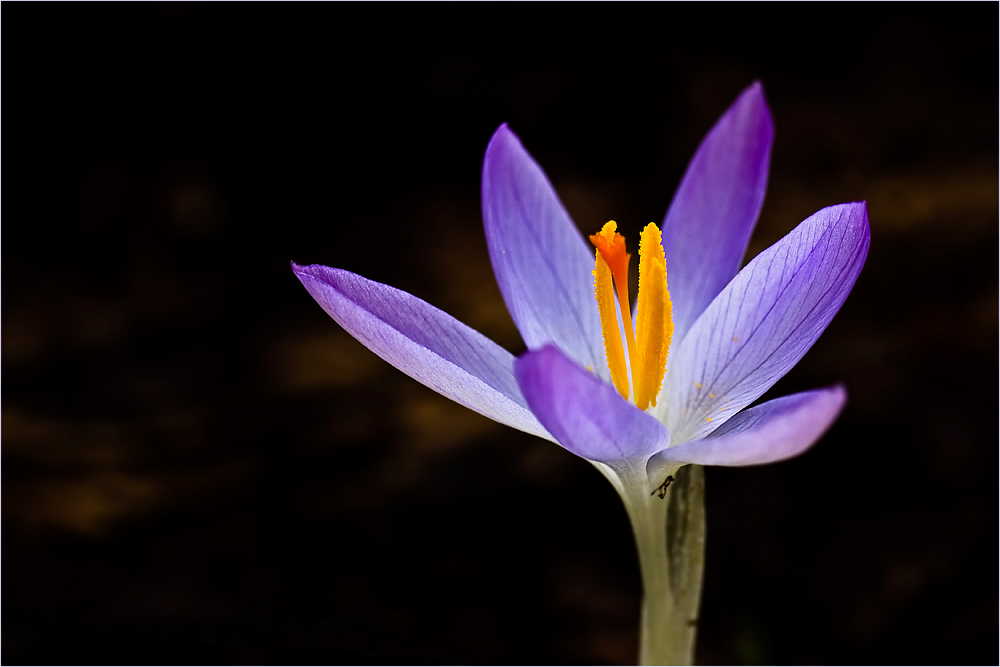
633 223 673 409
590 221 673 410
590 221 639 393
593 249 629 399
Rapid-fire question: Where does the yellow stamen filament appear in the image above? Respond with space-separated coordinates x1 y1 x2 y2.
590 221 673 410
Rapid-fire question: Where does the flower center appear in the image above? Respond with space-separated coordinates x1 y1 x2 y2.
590 221 674 409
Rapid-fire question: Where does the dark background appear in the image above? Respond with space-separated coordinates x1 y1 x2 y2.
4 3 997 665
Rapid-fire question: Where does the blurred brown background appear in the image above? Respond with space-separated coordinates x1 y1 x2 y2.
3 4 996 665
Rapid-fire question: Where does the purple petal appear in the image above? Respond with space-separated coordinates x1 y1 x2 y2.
514 345 669 464
662 82 774 341
482 125 606 379
651 386 846 466
663 202 870 443
292 263 552 440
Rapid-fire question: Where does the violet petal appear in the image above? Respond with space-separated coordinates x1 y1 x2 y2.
650 386 845 466
661 82 774 341
514 345 669 464
293 263 553 440
482 124 606 379
663 202 869 443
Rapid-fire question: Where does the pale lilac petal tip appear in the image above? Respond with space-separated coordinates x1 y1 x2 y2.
666 201 869 442
662 81 775 341
514 345 669 464
650 386 846 466
292 263 553 441
482 125 606 379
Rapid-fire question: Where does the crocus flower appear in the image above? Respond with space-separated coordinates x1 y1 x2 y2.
292 82 869 664
292 82 869 487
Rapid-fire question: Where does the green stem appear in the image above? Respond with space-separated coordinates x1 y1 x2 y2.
620 464 706 666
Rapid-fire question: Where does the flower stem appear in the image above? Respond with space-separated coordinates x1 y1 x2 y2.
620 464 706 665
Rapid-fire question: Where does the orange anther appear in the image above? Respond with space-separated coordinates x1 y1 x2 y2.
590 221 673 410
